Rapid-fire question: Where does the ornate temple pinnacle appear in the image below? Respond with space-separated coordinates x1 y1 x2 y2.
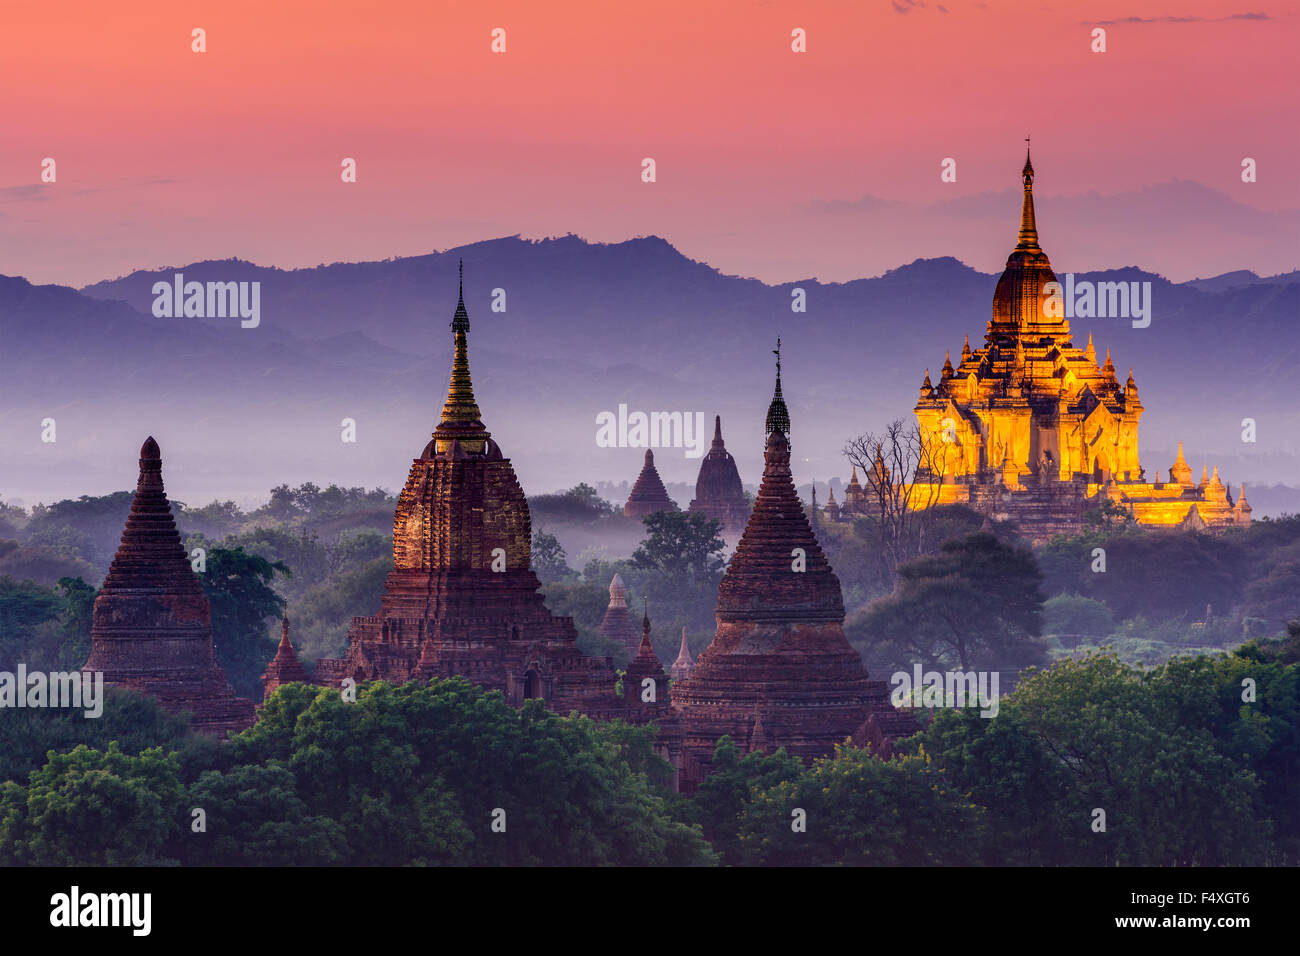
1017 139 1040 251
765 336 790 436
452 258 469 334
138 435 164 489
434 261 488 445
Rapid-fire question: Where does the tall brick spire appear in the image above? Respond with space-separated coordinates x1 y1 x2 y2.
715 353 842 622
433 259 488 453
83 437 254 737
624 449 677 517
688 415 750 533
262 615 309 700
97 436 201 592
672 348 913 791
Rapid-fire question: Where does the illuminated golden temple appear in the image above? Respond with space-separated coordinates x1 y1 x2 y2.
833 148 1250 540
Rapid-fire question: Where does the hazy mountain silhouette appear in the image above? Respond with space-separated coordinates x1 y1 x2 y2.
2 237 1296 509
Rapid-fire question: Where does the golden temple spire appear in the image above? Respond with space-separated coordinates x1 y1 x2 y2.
1016 138 1039 251
434 259 487 444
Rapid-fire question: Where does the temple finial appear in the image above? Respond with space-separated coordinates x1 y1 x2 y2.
434 263 485 441
451 258 469 334
765 337 790 435
1017 140 1039 250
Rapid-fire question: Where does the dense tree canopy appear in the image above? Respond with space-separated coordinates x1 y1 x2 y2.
199 547 288 697
850 532 1048 674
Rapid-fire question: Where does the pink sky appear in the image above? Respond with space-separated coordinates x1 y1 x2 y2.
2 0 1296 286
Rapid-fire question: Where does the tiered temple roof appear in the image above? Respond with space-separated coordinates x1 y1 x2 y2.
598 573 641 658
261 615 309 700
671 343 915 790
884 147 1251 539
82 437 255 738
624 449 678 518
688 415 750 533
314 265 625 719
670 626 694 681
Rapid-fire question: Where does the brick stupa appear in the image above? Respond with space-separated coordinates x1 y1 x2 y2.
670 626 694 681
623 449 677 518
671 344 915 790
688 415 750 534
82 437 255 738
598 573 641 658
261 615 309 699
622 605 682 778
314 266 631 718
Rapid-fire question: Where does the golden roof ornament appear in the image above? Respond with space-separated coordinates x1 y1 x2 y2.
1017 137 1039 250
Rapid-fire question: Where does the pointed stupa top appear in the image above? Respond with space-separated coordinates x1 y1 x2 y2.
608 573 628 608
1170 440 1193 485
263 614 309 689
765 337 790 436
98 436 202 593
599 573 640 654
690 414 746 522
639 601 653 652
961 334 971 361
625 600 667 682
1017 139 1039 250
433 260 489 450
670 625 694 680
717 348 844 622
1126 367 1138 393
941 351 954 378
1085 331 1097 364
625 448 678 516
826 484 837 504
988 143 1063 345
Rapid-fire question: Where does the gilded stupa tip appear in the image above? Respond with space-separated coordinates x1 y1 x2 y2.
1016 139 1039 250
434 262 487 444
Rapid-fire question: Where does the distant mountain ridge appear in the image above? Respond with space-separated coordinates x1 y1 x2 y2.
2 236 1296 510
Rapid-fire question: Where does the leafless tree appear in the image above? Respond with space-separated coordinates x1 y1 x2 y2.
843 418 958 579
